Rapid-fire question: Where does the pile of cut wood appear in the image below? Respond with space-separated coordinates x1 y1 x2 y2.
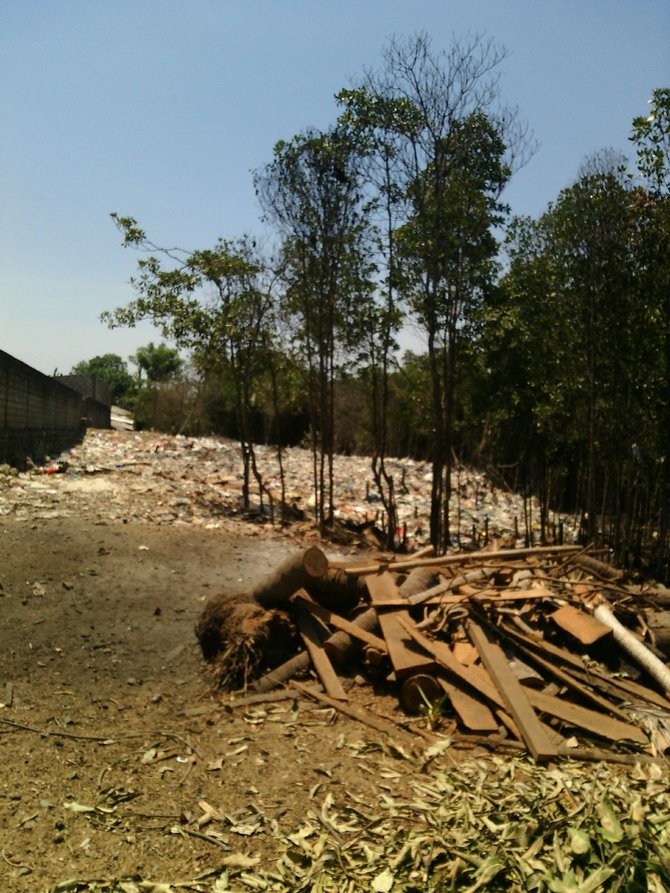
196 544 670 763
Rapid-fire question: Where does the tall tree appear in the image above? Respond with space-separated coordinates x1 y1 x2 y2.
255 126 374 531
345 33 525 552
631 89 670 575
487 154 660 558
336 88 418 548
104 217 279 515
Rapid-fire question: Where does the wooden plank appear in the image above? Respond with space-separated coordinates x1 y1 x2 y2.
467 621 557 762
297 608 348 702
397 627 544 749
501 620 670 710
549 605 612 645
474 587 557 603
365 573 435 678
397 615 505 708
292 593 388 653
515 644 631 721
452 641 479 666
524 688 647 744
438 678 499 732
395 588 559 607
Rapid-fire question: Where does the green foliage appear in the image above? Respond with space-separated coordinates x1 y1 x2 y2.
132 377 200 434
105 219 283 509
255 124 375 528
355 32 517 551
70 354 136 407
396 110 510 330
473 117 670 559
131 342 183 384
631 88 670 196
103 73 670 564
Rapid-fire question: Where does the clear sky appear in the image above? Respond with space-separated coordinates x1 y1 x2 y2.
1 0 668 377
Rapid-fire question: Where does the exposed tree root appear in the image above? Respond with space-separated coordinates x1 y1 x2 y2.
196 596 298 690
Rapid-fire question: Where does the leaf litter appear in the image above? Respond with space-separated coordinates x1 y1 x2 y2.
49 749 669 893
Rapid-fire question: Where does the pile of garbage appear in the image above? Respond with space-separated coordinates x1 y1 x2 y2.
0 430 579 548
198 544 670 764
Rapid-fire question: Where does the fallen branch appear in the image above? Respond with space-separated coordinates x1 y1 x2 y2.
290 680 417 744
593 602 670 698
343 544 582 576
0 718 137 742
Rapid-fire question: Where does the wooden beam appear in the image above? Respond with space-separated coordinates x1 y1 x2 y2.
524 688 647 744
292 593 388 653
438 678 498 732
513 644 631 721
467 621 557 762
344 544 582 576
549 604 612 645
501 619 670 710
297 607 348 702
366 573 435 678
397 616 504 708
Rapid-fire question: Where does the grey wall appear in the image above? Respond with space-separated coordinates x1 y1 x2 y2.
56 374 112 407
0 351 110 468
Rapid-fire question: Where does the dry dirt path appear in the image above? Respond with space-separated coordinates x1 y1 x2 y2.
0 515 408 890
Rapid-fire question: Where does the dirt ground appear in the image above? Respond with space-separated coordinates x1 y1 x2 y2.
0 463 441 892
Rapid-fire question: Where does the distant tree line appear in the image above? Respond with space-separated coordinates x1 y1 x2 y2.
95 32 669 577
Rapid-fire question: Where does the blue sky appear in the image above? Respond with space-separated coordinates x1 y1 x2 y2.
1 0 668 377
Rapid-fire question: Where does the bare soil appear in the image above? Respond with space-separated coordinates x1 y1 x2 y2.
0 506 431 891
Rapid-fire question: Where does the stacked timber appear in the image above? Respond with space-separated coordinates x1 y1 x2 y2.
197 544 670 763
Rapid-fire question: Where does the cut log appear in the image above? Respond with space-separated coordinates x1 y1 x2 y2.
251 547 328 608
571 553 623 581
647 611 670 657
467 621 557 762
398 566 439 597
252 602 382 692
293 593 388 653
642 586 670 608
251 650 311 693
306 568 369 611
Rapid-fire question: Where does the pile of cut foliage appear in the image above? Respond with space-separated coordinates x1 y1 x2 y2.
49 751 669 891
